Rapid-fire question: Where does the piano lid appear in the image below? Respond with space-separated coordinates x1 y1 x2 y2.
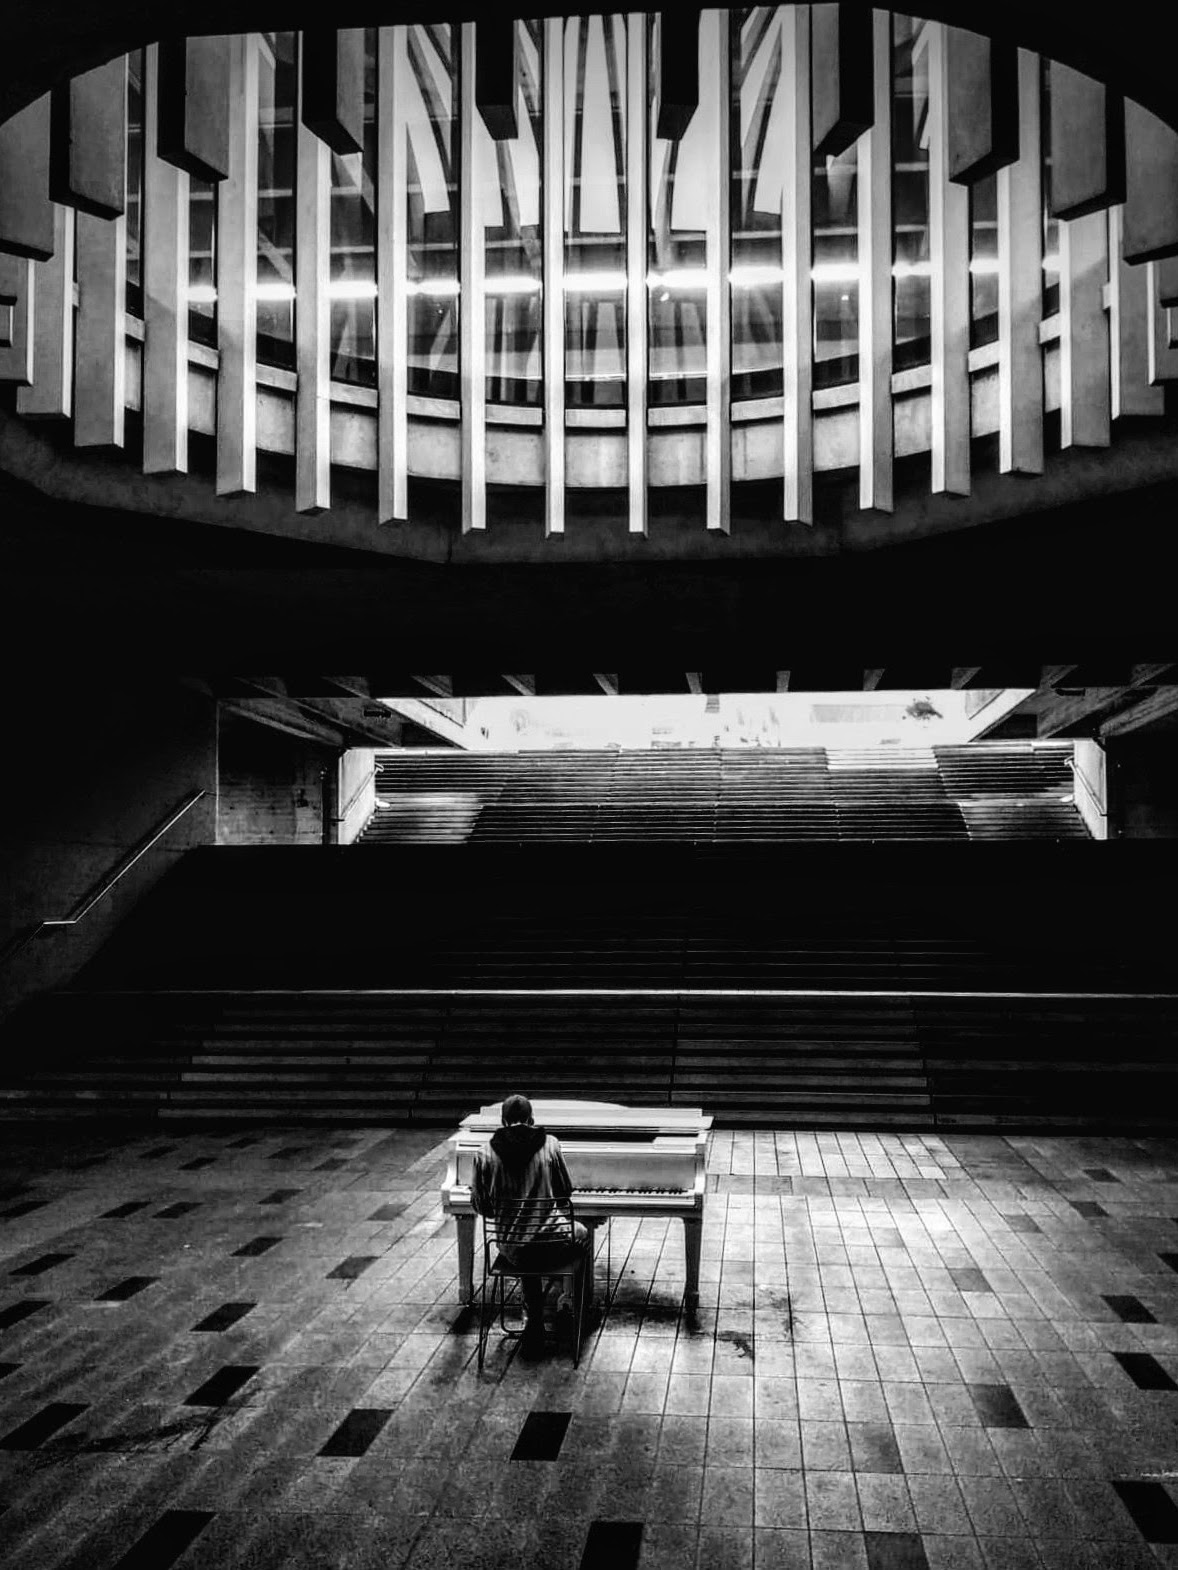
458 1098 712 1137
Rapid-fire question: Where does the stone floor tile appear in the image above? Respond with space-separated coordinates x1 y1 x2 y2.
753 1527 812 1569
805 1471 862 1532
754 1468 807 1530
695 1525 753 1570
855 1473 916 1533
921 1537 986 1570
906 1474 972 1535
809 1529 870 1570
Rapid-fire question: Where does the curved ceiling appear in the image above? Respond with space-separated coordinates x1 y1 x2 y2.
3 1 1177 140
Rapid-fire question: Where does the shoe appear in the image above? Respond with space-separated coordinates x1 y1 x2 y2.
554 1293 577 1343
519 1319 546 1356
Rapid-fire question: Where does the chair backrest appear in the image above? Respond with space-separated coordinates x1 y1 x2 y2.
484 1194 576 1257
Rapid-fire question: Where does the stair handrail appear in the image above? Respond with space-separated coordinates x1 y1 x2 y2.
338 764 377 824
0 788 207 971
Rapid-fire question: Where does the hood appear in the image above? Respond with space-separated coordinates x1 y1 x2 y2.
490 1123 548 1170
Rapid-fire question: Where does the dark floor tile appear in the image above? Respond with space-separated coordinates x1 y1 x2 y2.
181 1157 216 1171
1160 1253 1178 1274
10 1253 72 1278
260 1189 301 1205
183 1365 260 1407
0 1298 50 1330
0 1401 88 1450
96 1277 158 1303
1083 1168 1119 1183
192 1302 256 1333
319 1408 395 1457
1070 1200 1107 1219
314 1158 348 1172
226 1135 260 1149
102 1201 150 1219
140 1147 177 1161
579 1521 643 1570
327 1255 378 1281
1104 1295 1156 1325
1 1201 49 1219
848 1421 903 1473
950 1267 992 1294
1112 1353 1178 1391
232 1236 282 1258
1002 1214 1042 1235
0 1362 18 1379
156 1203 201 1219
511 1410 572 1462
110 1509 215 1569
369 1202 407 1222
270 1147 308 1161
864 1532 930 1570
1112 1480 1178 1543
969 1384 1029 1429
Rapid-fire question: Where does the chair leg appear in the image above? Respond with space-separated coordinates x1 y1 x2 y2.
572 1266 582 1368
477 1274 487 1371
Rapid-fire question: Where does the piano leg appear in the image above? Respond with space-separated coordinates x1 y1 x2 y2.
455 1215 475 1305
583 1221 597 1312
683 1217 702 1311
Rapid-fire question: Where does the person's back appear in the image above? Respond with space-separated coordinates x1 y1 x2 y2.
471 1093 589 1346
472 1116 572 1251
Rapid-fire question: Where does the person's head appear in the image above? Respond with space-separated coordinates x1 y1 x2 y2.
501 1093 534 1127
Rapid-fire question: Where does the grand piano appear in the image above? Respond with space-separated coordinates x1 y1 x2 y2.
441 1099 713 1309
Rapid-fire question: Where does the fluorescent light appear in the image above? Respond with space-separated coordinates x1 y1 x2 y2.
892 260 931 279
1042 254 1060 274
329 279 378 300
409 277 461 297
187 285 218 304
811 262 860 285
564 270 628 292
730 263 784 287
486 274 542 295
648 268 709 291
255 281 296 302
968 258 1000 276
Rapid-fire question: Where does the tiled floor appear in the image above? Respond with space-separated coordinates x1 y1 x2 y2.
1 1124 1177 1569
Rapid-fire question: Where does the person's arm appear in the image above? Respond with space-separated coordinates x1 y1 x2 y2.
548 1137 574 1200
471 1152 495 1216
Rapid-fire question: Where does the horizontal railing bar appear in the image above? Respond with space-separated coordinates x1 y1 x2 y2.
59 986 1178 1001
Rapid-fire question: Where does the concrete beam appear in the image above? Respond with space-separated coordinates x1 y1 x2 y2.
1036 662 1174 736
1100 683 1178 737
950 666 982 688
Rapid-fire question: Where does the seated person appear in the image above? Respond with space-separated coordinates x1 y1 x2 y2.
471 1093 591 1349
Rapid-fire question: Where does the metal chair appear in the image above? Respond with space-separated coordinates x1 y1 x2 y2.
477 1196 587 1369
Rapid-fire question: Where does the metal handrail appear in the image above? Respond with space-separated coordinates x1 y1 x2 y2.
337 766 377 825
0 788 207 971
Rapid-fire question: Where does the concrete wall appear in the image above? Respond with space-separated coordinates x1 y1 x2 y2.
1109 732 1178 838
337 749 377 845
1072 740 1108 840
0 680 218 1017
215 710 338 846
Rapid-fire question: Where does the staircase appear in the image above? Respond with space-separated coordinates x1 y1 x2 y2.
359 741 1086 841
3 836 1176 1131
3 746 1173 1132
358 741 1086 844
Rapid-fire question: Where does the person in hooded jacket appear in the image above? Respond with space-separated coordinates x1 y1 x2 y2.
471 1093 591 1348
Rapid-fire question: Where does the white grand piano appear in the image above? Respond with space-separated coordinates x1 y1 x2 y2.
441 1099 713 1309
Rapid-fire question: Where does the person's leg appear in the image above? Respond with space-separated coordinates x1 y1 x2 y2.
521 1272 546 1327
573 1221 592 1317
